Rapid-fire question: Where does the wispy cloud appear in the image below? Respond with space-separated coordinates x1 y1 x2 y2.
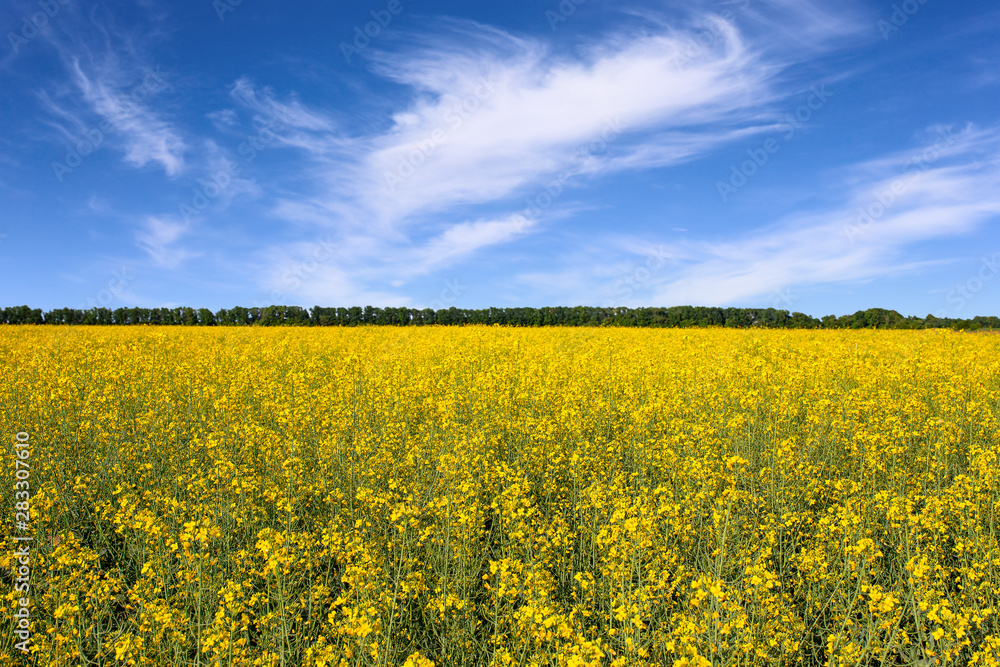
332 16 779 224
404 215 535 276
230 77 336 134
523 124 1000 307
136 216 199 268
35 6 187 176
68 60 184 175
226 5 860 302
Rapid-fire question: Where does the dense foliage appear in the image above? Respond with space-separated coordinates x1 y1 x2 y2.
2 305 999 330
2 327 1000 666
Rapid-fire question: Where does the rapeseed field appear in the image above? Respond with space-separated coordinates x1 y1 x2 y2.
2 326 999 666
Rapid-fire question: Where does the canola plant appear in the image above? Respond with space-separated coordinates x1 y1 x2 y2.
1 326 999 666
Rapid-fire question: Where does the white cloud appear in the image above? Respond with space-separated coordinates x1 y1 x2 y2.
348 17 779 224
207 108 238 129
404 215 535 276
229 7 859 301
230 77 335 133
522 125 1000 307
35 9 187 177
65 58 185 176
136 216 199 268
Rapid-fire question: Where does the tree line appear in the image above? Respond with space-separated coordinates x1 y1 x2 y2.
1 305 998 330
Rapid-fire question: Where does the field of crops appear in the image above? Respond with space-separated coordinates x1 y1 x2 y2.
2 326 999 666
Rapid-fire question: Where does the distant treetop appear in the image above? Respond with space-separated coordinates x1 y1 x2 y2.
1 305 996 330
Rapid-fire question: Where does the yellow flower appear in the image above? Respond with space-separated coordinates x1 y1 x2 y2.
7 326 1000 665
402 652 435 667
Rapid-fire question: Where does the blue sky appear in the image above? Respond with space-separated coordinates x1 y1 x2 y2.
1 0 998 317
